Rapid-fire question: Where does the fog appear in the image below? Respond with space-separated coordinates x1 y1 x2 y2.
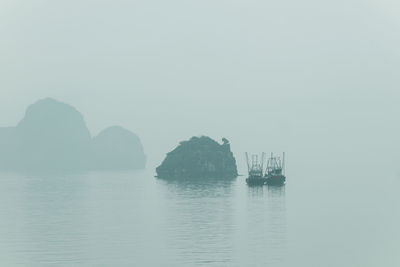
1 0 399 174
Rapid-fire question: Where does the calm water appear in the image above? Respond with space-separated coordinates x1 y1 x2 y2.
0 169 398 266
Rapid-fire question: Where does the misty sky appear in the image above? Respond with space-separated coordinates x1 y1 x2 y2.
1 0 399 173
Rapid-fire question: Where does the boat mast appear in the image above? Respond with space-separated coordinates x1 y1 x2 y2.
261 152 265 176
245 152 250 173
252 154 258 172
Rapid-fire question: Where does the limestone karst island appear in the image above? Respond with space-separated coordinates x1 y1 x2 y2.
0 98 146 171
156 136 238 179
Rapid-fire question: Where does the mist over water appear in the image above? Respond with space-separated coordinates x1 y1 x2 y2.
0 0 399 265
1 0 400 172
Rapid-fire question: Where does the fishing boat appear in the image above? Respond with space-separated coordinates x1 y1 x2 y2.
264 152 286 186
245 153 267 185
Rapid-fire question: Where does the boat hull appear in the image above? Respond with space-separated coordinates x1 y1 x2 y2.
246 177 266 186
265 175 286 186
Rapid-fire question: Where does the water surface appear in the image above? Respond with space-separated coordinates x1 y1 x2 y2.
0 169 398 266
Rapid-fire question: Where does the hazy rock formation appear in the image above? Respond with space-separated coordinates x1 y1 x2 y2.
93 126 146 170
0 98 146 171
14 98 93 171
156 136 238 179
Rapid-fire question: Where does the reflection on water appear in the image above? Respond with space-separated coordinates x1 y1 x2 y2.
240 184 286 266
18 173 88 265
156 177 236 198
1 171 397 266
0 171 287 266
155 177 287 266
0 172 85 265
156 178 238 266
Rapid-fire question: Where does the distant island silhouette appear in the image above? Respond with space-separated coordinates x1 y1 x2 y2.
156 136 238 179
0 98 146 171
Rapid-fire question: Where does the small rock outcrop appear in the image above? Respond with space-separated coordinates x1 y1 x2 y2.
0 98 146 171
93 126 146 170
156 136 238 179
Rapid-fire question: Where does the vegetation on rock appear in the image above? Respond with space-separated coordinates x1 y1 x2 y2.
156 136 238 179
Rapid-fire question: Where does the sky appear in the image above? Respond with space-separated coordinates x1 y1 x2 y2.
0 0 399 173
